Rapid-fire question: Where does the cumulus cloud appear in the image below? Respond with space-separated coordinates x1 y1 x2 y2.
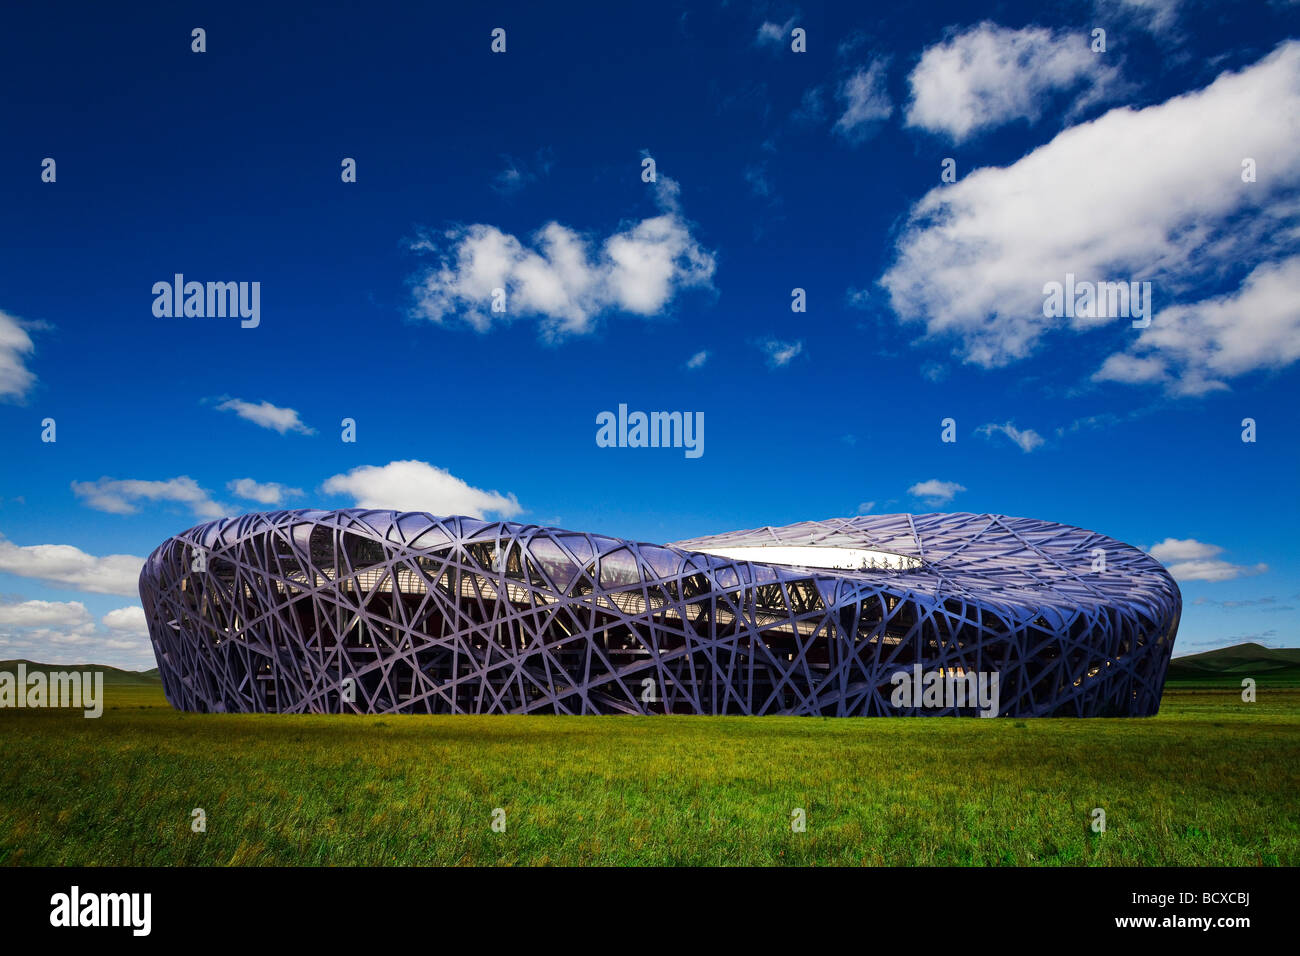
1094 256 1300 395
0 599 154 668
1149 538 1222 562
1162 559 1268 583
1148 537 1268 581
102 605 148 637
879 42 1300 378
410 177 716 340
227 478 304 506
1090 353 1167 387
0 533 143 596
758 338 803 367
0 309 37 402
905 22 1120 142
976 421 1045 452
322 460 522 519
908 479 966 505
685 350 709 370
72 476 227 519
214 398 314 435
0 600 94 631
834 60 893 142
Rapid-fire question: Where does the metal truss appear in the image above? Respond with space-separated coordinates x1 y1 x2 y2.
140 510 1180 717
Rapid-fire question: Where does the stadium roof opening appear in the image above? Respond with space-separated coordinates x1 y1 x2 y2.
691 545 922 571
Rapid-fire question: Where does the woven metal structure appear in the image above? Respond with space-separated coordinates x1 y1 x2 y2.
140 510 1180 717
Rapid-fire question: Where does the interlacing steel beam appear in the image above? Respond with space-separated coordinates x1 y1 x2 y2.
139 510 1181 717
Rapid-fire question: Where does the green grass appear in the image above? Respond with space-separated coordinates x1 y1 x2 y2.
1 685 1297 866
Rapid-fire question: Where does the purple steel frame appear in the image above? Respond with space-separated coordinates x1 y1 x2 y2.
139 510 1180 716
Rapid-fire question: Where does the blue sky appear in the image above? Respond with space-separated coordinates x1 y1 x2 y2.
0 0 1297 668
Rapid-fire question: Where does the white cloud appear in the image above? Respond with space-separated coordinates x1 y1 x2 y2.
1090 353 1167 386
856 501 877 514
834 60 893 142
845 287 876 310
905 22 1120 142
756 18 796 48
0 600 95 656
880 42 1300 374
908 479 966 505
72 476 227 519
0 599 94 631
227 478 304 506
1148 538 1222 561
492 162 528 196
490 149 552 196
322 460 522 519
920 361 948 382
1103 0 1184 35
1095 256 1300 395
793 85 826 124
976 421 1045 452
0 533 144 596
0 309 37 402
758 338 803 367
410 177 716 340
0 599 155 668
1163 559 1268 582
1192 596 1290 610
215 398 314 435
685 350 709 369
102 605 148 637
1148 538 1267 582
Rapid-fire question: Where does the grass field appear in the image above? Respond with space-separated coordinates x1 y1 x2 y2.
1 682 1297 866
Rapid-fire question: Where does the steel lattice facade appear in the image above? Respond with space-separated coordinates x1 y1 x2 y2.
140 510 1180 717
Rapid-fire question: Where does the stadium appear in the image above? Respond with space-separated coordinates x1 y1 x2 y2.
139 510 1181 717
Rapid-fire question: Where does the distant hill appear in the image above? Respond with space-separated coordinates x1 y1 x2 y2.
0 660 162 685
1167 642 1300 685
3 646 1295 690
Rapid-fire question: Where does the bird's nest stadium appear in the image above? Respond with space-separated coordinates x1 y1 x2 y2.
139 510 1181 717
